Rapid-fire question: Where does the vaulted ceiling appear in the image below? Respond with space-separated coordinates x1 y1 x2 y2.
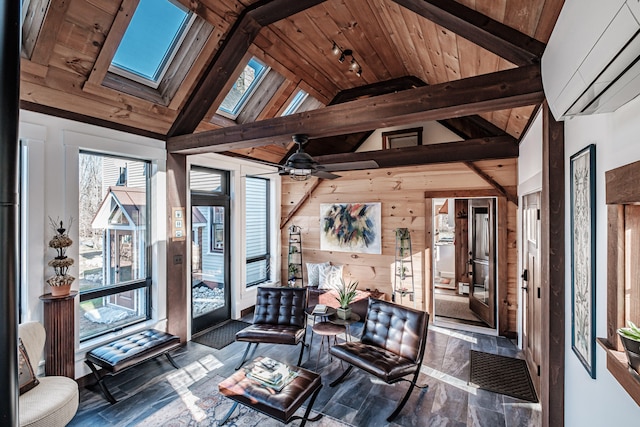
20 0 564 167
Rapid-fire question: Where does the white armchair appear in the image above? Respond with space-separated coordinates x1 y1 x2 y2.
19 321 78 427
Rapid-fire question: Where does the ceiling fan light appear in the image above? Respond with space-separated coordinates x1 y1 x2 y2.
290 169 312 181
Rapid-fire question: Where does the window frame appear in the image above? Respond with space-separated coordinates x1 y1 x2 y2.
282 90 309 116
217 58 270 120
245 176 271 287
382 127 423 149
77 150 152 342
108 0 197 89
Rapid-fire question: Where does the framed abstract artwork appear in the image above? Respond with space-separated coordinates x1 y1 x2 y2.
320 203 381 254
570 144 596 378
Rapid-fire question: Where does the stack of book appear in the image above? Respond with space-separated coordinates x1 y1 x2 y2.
246 357 296 391
312 304 327 314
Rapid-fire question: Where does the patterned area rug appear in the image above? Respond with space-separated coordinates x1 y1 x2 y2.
469 350 538 402
135 374 350 427
193 320 251 350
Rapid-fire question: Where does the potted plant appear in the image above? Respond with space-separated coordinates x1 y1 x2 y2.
288 264 299 286
335 279 358 320
618 321 640 375
46 217 75 297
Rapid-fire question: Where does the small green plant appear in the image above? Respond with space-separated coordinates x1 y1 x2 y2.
335 279 359 309
288 263 298 278
618 321 640 341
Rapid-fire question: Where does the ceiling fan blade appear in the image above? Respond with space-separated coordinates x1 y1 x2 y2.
313 170 341 179
317 160 379 172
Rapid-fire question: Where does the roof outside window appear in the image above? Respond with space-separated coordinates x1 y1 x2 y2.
218 58 269 119
110 0 193 88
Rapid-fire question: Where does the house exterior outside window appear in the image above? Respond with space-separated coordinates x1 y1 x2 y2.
245 177 270 286
78 152 151 341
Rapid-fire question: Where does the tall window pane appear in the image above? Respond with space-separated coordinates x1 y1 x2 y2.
245 177 269 286
78 152 150 341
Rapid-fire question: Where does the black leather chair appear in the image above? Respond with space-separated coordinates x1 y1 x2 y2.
329 298 430 422
235 286 308 370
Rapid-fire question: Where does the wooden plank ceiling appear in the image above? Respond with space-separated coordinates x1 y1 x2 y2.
20 0 564 166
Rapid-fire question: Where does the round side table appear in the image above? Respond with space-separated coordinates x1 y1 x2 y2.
311 321 345 371
305 305 337 349
329 312 361 342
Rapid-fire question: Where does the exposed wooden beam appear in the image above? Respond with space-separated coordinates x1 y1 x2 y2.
314 137 517 169
328 76 426 105
393 0 545 66
29 0 71 65
424 189 516 199
168 65 543 154
280 178 323 229
463 161 517 205
168 0 326 137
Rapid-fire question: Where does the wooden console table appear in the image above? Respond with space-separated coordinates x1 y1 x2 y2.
39 291 78 378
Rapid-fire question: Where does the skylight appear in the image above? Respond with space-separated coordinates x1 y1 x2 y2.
110 0 193 88
282 90 308 116
218 58 269 118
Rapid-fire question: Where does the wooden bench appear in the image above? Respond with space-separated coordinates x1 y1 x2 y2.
85 329 180 403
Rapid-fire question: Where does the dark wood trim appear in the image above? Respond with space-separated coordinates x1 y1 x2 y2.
168 0 326 136
328 76 426 105
605 159 640 204
440 115 508 140
425 198 434 314
167 65 543 153
166 153 188 342
424 189 514 199
598 339 640 406
19 100 166 141
392 0 545 66
540 102 565 427
29 0 71 65
280 178 323 229
518 104 543 145
315 137 518 169
464 161 518 206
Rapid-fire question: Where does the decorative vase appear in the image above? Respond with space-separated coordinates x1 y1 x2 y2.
337 306 352 320
50 284 72 297
618 331 640 375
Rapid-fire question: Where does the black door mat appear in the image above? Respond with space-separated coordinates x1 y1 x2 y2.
193 320 251 350
469 350 538 402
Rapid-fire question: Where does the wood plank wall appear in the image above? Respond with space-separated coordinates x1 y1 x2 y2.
280 159 519 333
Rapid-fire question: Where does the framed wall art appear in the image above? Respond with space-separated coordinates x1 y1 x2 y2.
320 202 381 254
570 144 596 378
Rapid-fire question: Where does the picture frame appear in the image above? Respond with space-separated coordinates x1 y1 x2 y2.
320 202 381 254
382 127 422 149
570 144 596 378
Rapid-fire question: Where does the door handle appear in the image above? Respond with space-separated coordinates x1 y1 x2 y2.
521 286 528 292
521 269 528 281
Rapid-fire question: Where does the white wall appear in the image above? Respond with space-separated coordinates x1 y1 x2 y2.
19 110 167 377
518 96 640 425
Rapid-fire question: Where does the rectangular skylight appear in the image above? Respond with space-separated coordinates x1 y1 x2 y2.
282 90 309 116
110 0 193 88
218 58 269 119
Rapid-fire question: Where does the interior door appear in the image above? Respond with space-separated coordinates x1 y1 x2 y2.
522 193 542 390
468 198 496 328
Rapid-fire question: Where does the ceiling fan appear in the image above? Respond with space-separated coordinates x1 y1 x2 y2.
277 134 378 180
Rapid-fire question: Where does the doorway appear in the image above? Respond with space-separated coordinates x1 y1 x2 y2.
190 168 231 334
522 192 542 391
432 197 496 329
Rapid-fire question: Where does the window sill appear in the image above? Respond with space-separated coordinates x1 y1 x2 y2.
597 337 640 405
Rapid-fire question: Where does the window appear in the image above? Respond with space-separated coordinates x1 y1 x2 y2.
110 0 194 88
282 90 308 116
245 177 270 286
78 152 151 341
210 207 224 252
218 58 268 119
382 127 423 149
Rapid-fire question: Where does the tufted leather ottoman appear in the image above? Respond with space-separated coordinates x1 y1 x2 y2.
218 357 322 426
85 329 180 403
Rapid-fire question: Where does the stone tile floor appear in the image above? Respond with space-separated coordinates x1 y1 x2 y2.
69 322 541 426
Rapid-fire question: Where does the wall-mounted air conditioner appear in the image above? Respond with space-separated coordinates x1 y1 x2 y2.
542 0 640 120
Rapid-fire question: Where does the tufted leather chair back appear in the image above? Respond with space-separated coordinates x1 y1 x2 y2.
253 287 307 328
361 299 429 363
